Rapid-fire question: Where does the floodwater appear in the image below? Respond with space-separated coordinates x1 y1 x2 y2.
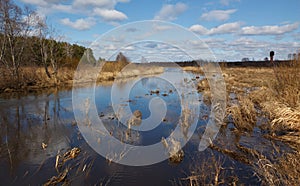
0 68 290 185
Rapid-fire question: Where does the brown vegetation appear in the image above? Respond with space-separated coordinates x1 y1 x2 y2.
179 58 300 185
221 59 300 184
226 95 256 132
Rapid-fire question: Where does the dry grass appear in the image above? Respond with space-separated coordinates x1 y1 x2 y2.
222 67 273 93
0 66 75 92
223 60 300 141
182 66 204 74
254 152 300 186
101 60 129 73
175 152 231 186
226 95 256 132
222 59 300 185
0 61 165 93
270 60 300 108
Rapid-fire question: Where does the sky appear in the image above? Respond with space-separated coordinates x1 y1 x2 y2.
16 0 300 62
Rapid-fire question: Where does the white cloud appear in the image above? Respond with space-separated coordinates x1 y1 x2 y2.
230 37 268 48
154 2 188 21
207 37 300 61
189 25 209 35
210 22 241 34
191 22 299 36
73 0 115 9
52 4 73 13
93 8 128 22
73 0 130 10
104 44 117 50
241 23 299 35
117 0 131 2
20 0 47 6
21 0 130 25
189 22 242 35
220 0 240 6
60 17 96 31
201 9 237 21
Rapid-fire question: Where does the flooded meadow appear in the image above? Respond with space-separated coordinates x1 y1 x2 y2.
0 67 297 185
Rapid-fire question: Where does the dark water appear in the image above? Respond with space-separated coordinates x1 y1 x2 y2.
0 68 289 185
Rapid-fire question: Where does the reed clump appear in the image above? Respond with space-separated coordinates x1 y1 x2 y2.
226 95 256 132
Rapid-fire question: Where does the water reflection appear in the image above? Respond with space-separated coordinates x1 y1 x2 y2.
0 92 71 168
0 89 74 184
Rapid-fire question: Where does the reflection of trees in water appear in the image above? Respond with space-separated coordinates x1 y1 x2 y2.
0 89 72 171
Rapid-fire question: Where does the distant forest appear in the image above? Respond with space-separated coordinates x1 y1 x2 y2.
0 0 98 84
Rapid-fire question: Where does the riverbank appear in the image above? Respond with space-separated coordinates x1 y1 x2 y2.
0 63 164 94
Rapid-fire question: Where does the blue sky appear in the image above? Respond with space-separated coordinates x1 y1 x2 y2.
17 0 300 61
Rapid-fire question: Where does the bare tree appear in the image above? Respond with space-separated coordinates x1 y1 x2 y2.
0 0 32 84
33 16 65 84
31 14 52 78
48 27 64 85
0 0 32 86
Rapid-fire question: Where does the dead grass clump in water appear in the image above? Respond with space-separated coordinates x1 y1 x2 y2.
254 152 300 186
161 137 184 164
44 147 81 185
226 95 256 131
175 152 239 186
197 79 209 92
55 147 81 169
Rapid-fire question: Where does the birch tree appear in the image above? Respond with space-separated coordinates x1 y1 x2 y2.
0 0 31 83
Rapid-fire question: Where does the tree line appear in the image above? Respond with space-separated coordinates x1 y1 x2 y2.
0 0 89 86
